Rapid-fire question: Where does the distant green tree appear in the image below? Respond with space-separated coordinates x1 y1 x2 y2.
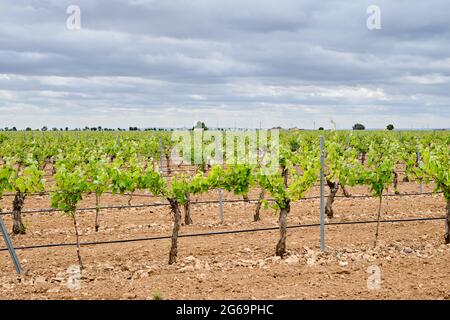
192 121 208 130
352 123 365 130
386 124 394 130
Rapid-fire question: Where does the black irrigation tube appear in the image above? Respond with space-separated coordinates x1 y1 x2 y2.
42 174 176 179
0 216 445 252
1 184 441 198
334 191 443 199
0 191 444 216
1 191 159 198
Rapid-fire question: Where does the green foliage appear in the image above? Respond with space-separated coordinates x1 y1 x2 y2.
324 132 364 188
420 143 450 201
51 165 88 215
85 157 110 196
108 157 143 195
0 129 447 213
361 135 400 197
152 292 163 300
222 164 253 197
257 135 320 210
11 165 45 193
0 165 14 198
139 168 166 196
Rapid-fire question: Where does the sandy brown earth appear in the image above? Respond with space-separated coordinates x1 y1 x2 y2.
0 180 449 300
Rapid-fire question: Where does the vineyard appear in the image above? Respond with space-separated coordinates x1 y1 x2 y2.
0 129 449 299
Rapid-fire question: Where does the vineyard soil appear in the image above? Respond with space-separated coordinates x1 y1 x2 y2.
0 183 449 300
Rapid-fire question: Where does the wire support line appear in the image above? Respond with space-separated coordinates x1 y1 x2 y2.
0 192 444 216
0 216 444 252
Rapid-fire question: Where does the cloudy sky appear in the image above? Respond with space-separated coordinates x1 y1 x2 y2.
0 0 449 129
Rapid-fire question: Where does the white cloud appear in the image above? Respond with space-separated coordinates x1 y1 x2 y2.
0 1 449 129
399 73 450 85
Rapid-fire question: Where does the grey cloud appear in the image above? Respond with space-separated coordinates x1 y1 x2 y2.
0 0 449 129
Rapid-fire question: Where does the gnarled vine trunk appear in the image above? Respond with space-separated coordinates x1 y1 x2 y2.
393 171 399 194
254 189 265 222
325 180 339 218
374 196 383 248
165 154 171 175
12 192 26 235
51 159 57 175
445 200 450 244
361 152 366 165
94 194 100 232
276 201 290 257
168 199 182 264
281 166 288 187
184 194 192 225
72 211 83 270
341 184 351 197
243 194 249 203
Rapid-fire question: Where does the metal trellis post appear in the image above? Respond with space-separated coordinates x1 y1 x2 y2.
417 150 423 194
0 215 22 274
319 136 326 252
218 189 224 224
159 138 165 204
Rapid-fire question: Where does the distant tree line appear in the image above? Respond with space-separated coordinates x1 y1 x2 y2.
0 122 400 132
0 126 177 132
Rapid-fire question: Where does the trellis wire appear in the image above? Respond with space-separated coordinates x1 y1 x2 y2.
0 216 445 253
0 191 444 217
